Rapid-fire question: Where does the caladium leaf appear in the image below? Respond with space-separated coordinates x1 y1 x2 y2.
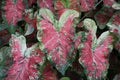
6 33 45 80
94 7 114 29
76 18 113 80
37 0 54 12
41 63 57 80
55 0 80 18
107 12 120 53
37 8 79 74
103 0 116 7
107 11 120 35
80 0 96 11
4 0 24 26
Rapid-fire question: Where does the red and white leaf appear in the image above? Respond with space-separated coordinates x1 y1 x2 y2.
103 0 116 6
37 8 79 74
76 19 113 79
55 0 80 18
80 0 96 11
94 7 114 29
37 0 54 12
6 34 45 80
41 63 57 80
4 0 24 26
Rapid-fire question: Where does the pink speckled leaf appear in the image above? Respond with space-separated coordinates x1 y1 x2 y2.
41 63 57 80
55 0 80 18
103 0 116 6
76 19 113 79
94 7 114 29
6 34 45 80
37 8 79 74
37 0 54 12
80 0 96 11
4 0 24 26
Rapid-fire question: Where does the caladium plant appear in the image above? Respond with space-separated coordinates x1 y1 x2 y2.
1 0 120 80
75 18 113 80
37 8 79 74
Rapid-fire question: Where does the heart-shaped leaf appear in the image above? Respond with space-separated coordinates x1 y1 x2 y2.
76 18 113 80
6 33 45 80
37 8 79 75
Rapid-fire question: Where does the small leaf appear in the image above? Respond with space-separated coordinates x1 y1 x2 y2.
80 0 96 11
94 7 114 29
112 3 120 10
24 24 34 36
107 11 120 35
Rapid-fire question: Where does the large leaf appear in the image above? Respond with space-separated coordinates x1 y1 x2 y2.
5 33 45 80
94 7 114 29
76 18 113 80
37 8 79 74
4 0 24 26
80 0 96 11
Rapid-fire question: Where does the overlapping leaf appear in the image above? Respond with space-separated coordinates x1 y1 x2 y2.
107 11 120 53
103 0 116 6
5 33 45 80
94 7 114 29
55 0 80 18
76 19 113 80
37 0 54 12
41 63 57 80
37 8 79 74
80 0 96 11
4 0 24 26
